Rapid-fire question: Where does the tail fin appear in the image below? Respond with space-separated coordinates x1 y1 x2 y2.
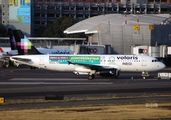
0 47 4 53
8 28 17 50
13 30 42 55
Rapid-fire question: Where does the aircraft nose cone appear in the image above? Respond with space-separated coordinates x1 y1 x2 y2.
162 63 166 69
160 63 166 70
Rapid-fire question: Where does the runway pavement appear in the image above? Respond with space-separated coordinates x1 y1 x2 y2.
0 66 171 109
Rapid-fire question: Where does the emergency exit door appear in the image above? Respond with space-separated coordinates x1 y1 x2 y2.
141 56 147 66
39 57 44 65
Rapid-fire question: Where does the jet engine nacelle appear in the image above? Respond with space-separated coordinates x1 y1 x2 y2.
96 68 119 78
73 67 91 75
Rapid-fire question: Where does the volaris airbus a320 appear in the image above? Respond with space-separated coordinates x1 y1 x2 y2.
10 30 166 80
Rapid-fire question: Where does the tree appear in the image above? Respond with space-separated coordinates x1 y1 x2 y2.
43 16 84 38
0 24 8 37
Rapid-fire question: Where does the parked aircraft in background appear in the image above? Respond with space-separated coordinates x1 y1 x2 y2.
0 47 11 53
0 47 8 56
0 47 11 62
10 30 166 80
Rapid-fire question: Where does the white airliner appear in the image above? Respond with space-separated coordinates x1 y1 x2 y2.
0 47 10 61
10 29 166 80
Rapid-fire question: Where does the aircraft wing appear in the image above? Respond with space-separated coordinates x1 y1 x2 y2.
11 57 32 62
0 55 5 61
68 61 115 70
0 55 11 61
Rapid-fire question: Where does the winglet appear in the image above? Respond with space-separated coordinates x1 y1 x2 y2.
13 30 42 55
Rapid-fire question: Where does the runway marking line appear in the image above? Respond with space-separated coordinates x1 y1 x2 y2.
0 82 113 85
10 78 87 81
9 78 113 81
124 82 128 84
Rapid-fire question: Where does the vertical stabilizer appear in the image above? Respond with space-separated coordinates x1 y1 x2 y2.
8 29 17 50
0 47 4 53
13 30 42 55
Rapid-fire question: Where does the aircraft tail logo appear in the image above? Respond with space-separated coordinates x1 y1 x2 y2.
13 30 42 55
17 35 33 53
0 47 4 53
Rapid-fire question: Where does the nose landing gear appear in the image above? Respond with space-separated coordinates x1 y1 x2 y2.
142 71 149 79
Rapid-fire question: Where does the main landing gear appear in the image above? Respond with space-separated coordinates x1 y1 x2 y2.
141 71 149 80
88 74 95 80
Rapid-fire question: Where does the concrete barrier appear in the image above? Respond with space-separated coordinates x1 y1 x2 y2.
45 95 64 100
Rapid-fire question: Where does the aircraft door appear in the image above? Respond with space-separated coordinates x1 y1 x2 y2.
39 56 44 65
141 56 147 66
101 56 106 65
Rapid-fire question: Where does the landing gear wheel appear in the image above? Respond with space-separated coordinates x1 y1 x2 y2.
88 74 95 80
88 75 93 80
142 71 149 80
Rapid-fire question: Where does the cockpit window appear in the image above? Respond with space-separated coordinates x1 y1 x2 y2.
152 59 159 62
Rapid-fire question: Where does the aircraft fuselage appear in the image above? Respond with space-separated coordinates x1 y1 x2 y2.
11 54 165 72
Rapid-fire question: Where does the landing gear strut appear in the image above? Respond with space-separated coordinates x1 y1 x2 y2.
141 71 149 80
115 71 120 78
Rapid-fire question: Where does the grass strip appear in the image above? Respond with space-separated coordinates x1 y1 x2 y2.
0 102 171 120
1 94 171 105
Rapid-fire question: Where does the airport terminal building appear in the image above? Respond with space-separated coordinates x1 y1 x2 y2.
1 0 171 36
65 14 171 54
